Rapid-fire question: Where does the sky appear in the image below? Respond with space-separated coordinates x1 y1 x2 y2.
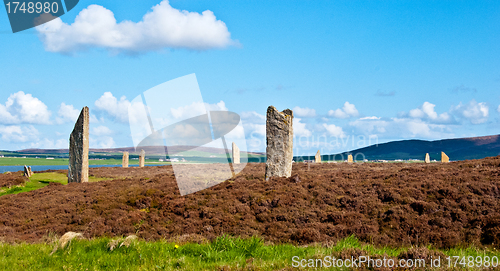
0 0 499 156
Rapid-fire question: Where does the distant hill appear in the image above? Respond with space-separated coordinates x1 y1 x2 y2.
7 134 500 162
332 134 500 161
13 146 264 156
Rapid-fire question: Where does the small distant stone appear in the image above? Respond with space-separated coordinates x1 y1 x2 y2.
347 154 353 163
315 150 321 163
441 152 449 163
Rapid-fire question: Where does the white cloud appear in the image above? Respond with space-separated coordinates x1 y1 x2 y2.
91 125 114 136
94 92 131 123
349 118 389 134
36 1 236 54
0 91 51 125
56 102 80 124
322 123 345 137
91 136 115 149
292 106 316 117
497 105 500 113
241 111 265 123
328 102 359 119
57 103 100 124
0 125 39 143
240 111 266 151
452 100 489 124
407 101 451 123
349 116 454 140
30 138 67 149
170 100 227 120
293 118 312 137
359 116 380 120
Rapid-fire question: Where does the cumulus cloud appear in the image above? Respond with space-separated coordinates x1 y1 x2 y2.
328 102 359 119
240 111 266 138
56 102 80 124
94 92 131 123
0 125 39 143
171 100 227 120
322 123 345 137
30 138 67 149
91 136 115 149
293 118 312 137
349 117 454 140
452 100 489 124
292 106 316 117
36 0 236 54
0 91 51 125
91 125 114 136
407 102 451 123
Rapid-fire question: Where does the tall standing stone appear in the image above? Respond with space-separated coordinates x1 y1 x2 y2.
122 152 129 168
441 151 449 163
315 150 321 163
232 142 240 164
265 106 293 180
139 149 145 167
68 107 89 183
425 153 430 164
347 154 353 163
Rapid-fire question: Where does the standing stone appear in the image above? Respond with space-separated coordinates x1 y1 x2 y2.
347 154 353 163
23 165 31 177
139 149 145 167
425 153 430 164
265 106 293 180
232 142 240 164
68 107 89 183
28 166 33 176
441 151 449 163
122 152 129 168
315 150 321 163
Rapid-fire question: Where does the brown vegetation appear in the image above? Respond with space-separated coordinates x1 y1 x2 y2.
0 171 28 188
0 156 499 249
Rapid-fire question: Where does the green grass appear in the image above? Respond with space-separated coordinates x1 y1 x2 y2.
0 235 498 270
0 172 108 197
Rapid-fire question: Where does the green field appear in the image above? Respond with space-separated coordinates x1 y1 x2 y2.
0 172 107 197
1 235 498 270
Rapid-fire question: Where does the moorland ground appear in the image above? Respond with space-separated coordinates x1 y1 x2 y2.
0 157 499 250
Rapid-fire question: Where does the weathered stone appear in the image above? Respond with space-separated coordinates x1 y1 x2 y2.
68 107 89 183
425 153 430 164
232 142 240 164
441 151 449 163
28 166 33 176
139 149 145 167
315 150 321 163
23 165 31 177
265 106 293 180
347 154 353 163
122 152 129 168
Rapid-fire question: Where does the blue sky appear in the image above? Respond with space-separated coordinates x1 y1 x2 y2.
0 0 499 155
